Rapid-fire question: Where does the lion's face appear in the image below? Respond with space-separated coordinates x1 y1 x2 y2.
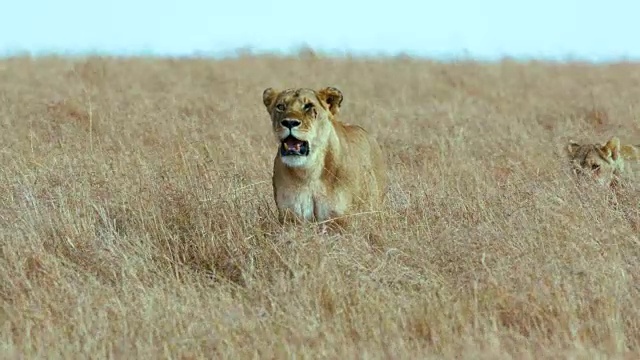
262 87 343 168
566 137 623 187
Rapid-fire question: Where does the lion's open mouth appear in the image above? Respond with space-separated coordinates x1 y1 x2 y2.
280 135 309 156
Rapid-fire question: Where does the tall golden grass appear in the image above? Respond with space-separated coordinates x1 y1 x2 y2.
1 54 640 359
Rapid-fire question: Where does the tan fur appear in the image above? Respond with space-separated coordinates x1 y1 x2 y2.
262 86 387 230
566 136 640 187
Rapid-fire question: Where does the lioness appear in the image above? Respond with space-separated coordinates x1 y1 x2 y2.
262 86 387 229
566 136 640 187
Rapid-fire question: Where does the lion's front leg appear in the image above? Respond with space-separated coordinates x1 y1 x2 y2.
277 207 304 227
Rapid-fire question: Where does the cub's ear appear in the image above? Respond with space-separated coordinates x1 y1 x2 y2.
566 140 581 157
602 136 621 160
262 87 279 111
317 86 343 116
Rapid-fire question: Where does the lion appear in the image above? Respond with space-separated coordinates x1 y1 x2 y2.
566 136 640 187
262 86 387 230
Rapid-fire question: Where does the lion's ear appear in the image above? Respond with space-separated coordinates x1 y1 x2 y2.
602 136 621 160
317 87 343 116
262 87 279 111
566 140 580 157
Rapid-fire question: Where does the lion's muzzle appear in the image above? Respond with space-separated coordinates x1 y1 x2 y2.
281 119 301 129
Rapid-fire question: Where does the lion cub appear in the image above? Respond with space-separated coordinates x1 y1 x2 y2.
566 136 640 187
262 86 387 229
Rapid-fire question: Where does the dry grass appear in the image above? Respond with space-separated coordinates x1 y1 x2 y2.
1 53 640 359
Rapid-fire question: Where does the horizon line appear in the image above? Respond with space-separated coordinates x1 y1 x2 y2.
1 45 640 64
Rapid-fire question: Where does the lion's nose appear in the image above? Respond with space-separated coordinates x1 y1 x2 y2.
281 119 301 129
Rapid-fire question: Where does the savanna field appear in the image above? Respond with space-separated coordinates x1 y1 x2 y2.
2 53 640 359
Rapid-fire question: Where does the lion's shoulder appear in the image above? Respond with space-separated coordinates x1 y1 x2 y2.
333 120 374 145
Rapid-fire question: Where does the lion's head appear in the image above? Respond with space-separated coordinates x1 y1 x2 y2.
262 86 343 168
566 136 624 187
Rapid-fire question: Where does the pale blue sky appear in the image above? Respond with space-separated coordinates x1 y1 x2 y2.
2 0 638 61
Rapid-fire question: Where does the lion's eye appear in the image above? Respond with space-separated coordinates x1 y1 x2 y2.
303 102 314 111
591 164 600 170
275 104 285 112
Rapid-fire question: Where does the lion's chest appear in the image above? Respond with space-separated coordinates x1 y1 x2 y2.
276 182 346 222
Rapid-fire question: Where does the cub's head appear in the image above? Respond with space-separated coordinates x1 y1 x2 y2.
262 86 343 167
566 136 624 187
